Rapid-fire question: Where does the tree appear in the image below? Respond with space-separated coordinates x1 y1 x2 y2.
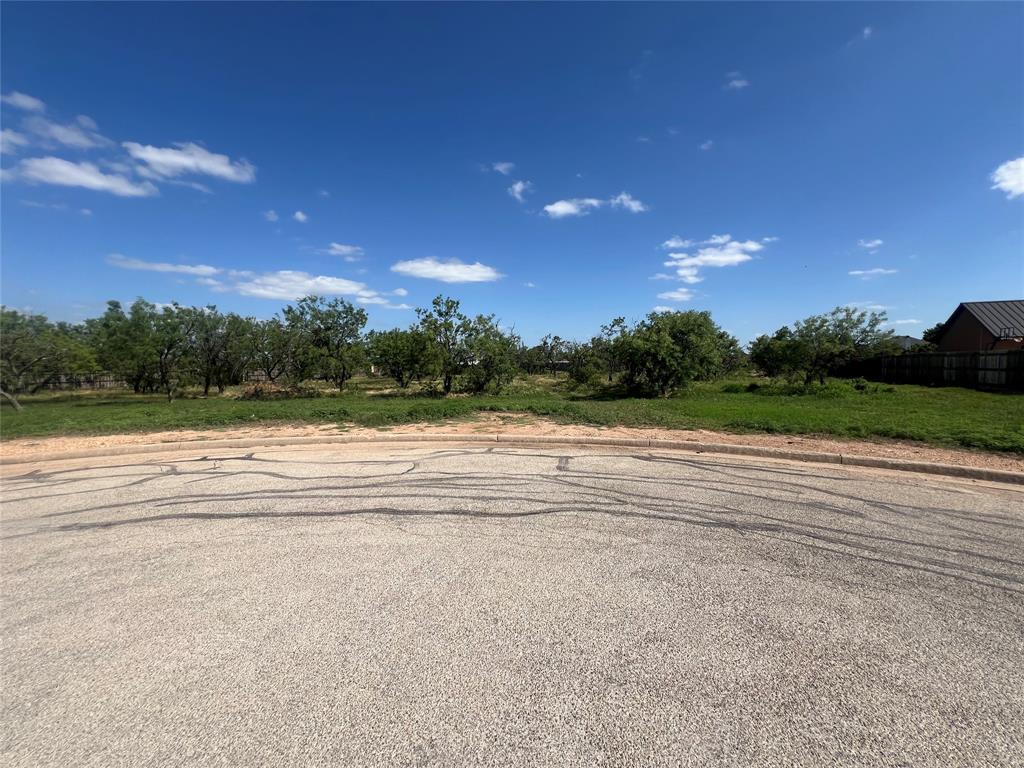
187 306 232 396
416 295 473 394
247 318 295 383
594 317 627 383
539 334 566 377
153 304 197 401
283 296 367 389
0 308 63 409
566 341 601 387
90 299 159 393
620 310 733 397
922 322 945 345
464 317 520 394
366 328 436 388
751 307 897 384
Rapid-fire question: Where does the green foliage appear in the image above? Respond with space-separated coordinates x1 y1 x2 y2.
283 296 367 389
366 328 437 388
922 322 946 345
620 310 737 397
464 317 520 394
566 342 601 387
750 306 898 383
3 376 1020 454
416 295 474 394
0 307 87 408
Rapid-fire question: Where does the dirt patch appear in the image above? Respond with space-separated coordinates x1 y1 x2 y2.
1 412 1021 473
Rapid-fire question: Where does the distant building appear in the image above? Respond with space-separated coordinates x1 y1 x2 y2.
892 335 924 350
934 300 1024 352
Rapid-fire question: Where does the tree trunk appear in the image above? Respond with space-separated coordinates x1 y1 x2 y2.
0 388 23 411
203 374 211 397
443 373 453 394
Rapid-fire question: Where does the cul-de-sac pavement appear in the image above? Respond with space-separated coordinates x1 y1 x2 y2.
2 443 1022 767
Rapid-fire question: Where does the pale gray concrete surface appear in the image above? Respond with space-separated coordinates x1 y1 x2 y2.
1 444 1022 767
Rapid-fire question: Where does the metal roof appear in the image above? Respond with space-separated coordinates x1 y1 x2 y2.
953 300 1024 338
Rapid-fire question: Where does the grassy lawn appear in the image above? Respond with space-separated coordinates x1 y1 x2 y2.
1 376 1021 454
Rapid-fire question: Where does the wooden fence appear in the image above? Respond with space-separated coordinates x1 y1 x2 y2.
841 350 1024 391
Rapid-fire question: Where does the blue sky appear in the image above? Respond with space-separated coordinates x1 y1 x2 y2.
2 2 1022 343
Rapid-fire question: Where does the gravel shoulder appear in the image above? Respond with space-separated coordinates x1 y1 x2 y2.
2 412 1022 473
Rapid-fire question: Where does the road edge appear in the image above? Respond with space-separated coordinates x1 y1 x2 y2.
1 432 1021 485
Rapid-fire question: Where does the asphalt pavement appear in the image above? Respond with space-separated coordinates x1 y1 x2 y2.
2 443 1022 767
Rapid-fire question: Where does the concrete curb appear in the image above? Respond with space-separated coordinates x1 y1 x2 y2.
1 432 1021 485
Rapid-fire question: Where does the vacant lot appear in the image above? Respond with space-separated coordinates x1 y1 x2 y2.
2 376 1021 454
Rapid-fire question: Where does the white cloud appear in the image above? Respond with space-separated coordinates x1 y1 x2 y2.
849 267 898 279
524 281 536 288
543 198 604 218
107 253 220 276
80 208 92 216
544 191 648 218
699 140 714 151
391 257 503 283
24 115 109 149
318 189 330 197
492 162 515 175
660 234 766 285
135 262 409 309
0 128 29 154
325 242 364 261
991 156 1024 199
858 238 884 249
609 191 648 213
725 73 750 90
657 288 696 302
391 288 409 297
123 141 256 183
862 26 873 40
652 305 674 313
636 136 652 144
263 210 279 222
1 91 45 112
649 273 675 281
15 157 158 197
887 319 921 326
508 180 533 203
761 236 779 243
293 210 308 222
661 236 694 250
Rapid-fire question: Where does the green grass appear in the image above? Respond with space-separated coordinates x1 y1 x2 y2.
2 376 1021 454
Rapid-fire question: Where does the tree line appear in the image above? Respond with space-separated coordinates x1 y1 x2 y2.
0 296 899 409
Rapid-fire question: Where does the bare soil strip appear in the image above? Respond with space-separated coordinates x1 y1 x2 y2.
2 412 1021 473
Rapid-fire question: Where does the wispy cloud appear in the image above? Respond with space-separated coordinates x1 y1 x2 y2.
1 91 45 112
293 210 308 223
263 210 279 222
858 238 884 250
543 191 648 218
661 236 694 250
391 257 503 283
323 242 364 261
124 142 255 183
107 253 219 276
849 267 898 279
652 305 674 313
14 157 158 197
724 72 749 90
862 26 874 40
610 191 648 213
991 156 1024 199
492 161 515 175
887 318 921 326
0 128 29 154
25 115 109 149
657 288 696 302
699 139 714 151
107 254 410 308
508 180 533 203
